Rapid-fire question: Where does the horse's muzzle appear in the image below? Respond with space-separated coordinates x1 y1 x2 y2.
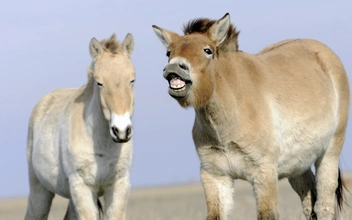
163 63 192 99
111 125 133 143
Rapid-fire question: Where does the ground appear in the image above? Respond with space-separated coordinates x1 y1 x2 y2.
1 173 351 220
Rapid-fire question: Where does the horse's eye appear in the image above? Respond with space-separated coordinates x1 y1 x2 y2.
97 82 103 87
166 51 171 57
204 48 212 55
130 79 135 85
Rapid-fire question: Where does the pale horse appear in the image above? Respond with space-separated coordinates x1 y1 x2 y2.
152 13 350 220
25 33 135 219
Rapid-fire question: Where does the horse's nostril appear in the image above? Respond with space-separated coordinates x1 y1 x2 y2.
126 125 132 137
179 63 188 71
112 126 119 137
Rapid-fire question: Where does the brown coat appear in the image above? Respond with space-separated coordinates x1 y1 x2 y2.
153 13 349 220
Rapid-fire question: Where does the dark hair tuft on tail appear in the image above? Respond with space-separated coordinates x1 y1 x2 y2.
336 168 345 210
97 198 103 218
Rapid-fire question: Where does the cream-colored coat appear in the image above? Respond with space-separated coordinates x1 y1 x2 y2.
153 13 350 220
25 33 135 220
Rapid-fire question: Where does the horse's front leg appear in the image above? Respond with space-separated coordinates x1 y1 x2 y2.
69 175 100 219
103 174 131 220
201 168 234 220
251 164 279 220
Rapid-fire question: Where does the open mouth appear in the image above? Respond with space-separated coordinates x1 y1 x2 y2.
168 74 187 91
166 73 192 98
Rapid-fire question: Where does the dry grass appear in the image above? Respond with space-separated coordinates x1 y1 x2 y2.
1 173 351 220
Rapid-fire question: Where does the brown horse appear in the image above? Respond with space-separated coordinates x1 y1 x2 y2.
153 13 350 220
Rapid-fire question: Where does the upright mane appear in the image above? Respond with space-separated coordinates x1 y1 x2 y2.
100 34 122 54
183 18 240 52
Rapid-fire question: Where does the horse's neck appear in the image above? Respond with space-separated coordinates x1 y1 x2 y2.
194 93 236 144
83 85 110 139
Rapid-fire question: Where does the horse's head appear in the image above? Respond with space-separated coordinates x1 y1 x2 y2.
152 13 239 108
89 34 135 143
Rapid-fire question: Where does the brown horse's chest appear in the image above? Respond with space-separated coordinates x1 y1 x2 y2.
195 136 261 180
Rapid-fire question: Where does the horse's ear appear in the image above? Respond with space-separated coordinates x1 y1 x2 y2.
89 38 104 60
122 33 134 57
152 25 179 48
209 13 231 46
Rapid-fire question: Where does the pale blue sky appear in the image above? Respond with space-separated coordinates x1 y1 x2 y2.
1 1 351 198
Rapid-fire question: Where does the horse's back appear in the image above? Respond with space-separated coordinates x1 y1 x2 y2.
232 39 347 124
258 38 349 129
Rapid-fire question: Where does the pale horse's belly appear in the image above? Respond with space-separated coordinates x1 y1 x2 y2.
32 126 71 198
276 122 335 179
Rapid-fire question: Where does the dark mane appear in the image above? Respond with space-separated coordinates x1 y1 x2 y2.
100 34 121 54
183 18 240 52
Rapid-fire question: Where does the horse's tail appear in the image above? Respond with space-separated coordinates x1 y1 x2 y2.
336 168 345 210
97 198 103 219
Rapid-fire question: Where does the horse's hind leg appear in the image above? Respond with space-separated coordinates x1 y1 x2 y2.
25 165 55 220
288 169 317 220
314 134 345 220
64 200 78 220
